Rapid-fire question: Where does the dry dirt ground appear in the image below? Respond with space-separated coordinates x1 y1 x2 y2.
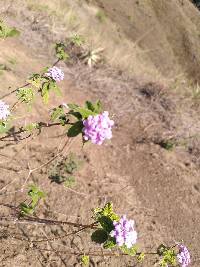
0 1 200 267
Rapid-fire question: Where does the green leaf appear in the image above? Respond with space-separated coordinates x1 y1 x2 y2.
20 203 34 215
28 73 42 88
67 103 96 118
55 42 69 61
16 87 34 104
20 184 45 215
103 237 116 249
50 81 61 96
80 255 89 265
8 28 20 37
64 176 76 188
98 216 114 232
137 252 145 263
91 229 108 244
28 184 45 199
70 34 85 47
85 100 101 113
68 111 82 120
94 100 102 113
157 244 167 256
67 121 83 137
75 107 96 118
41 82 49 104
0 121 10 134
51 106 65 121
102 202 114 216
119 244 138 256
158 246 176 267
93 202 119 225
85 101 95 111
160 140 174 150
67 103 79 110
0 20 20 38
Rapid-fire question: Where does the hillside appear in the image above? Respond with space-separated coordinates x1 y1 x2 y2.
0 0 200 266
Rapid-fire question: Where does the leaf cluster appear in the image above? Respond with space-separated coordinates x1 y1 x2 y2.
0 20 20 38
20 184 45 215
50 105 67 125
16 87 34 105
55 42 69 61
70 34 85 47
49 152 83 186
157 244 177 266
28 72 61 104
66 100 101 138
91 202 119 249
80 254 89 265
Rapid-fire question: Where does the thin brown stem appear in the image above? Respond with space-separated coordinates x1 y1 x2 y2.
0 83 30 99
0 122 63 142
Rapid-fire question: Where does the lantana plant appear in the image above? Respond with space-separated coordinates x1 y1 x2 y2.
0 20 191 267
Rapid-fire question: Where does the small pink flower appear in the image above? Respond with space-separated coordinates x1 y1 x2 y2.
110 215 137 248
82 111 114 145
45 66 64 82
177 244 190 267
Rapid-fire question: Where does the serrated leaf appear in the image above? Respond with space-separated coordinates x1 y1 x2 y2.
98 216 114 232
41 82 49 104
80 255 89 265
20 184 45 215
20 203 34 215
28 73 42 88
119 244 138 256
51 106 65 121
85 100 101 113
67 121 83 137
91 229 108 244
24 123 39 132
28 184 45 199
93 202 119 222
85 101 95 111
16 87 34 104
67 103 79 110
75 107 96 118
68 111 82 120
103 237 116 249
55 42 69 61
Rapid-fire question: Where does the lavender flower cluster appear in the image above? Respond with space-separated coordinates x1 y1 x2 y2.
177 244 190 267
82 111 114 145
45 66 64 82
0 100 10 120
110 215 137 248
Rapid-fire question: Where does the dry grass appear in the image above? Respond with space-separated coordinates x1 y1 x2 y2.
1 0 161 80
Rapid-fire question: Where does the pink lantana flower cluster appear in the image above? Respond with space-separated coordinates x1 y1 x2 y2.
0 100 10 120
82 111 114 145
177 244 190 267
45 66 64 82
110 215 137 248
